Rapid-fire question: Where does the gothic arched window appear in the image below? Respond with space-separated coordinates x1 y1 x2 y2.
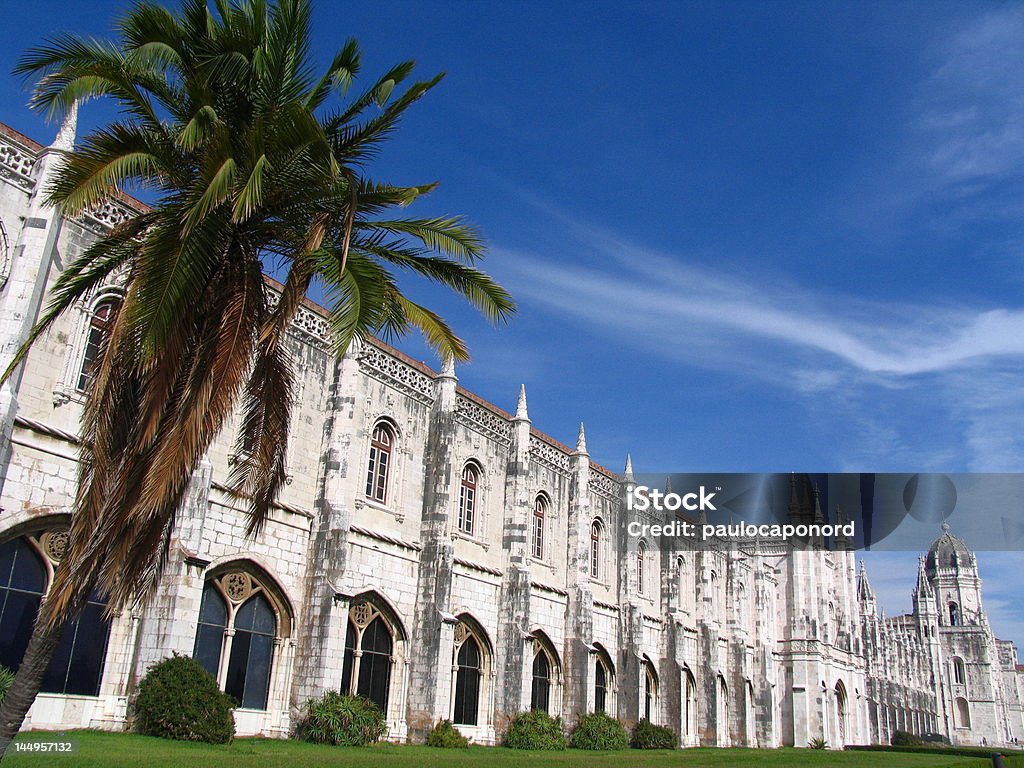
590 520 602 580
341 600 399 715
366 422 395 503
595 657 608 713
953 657 966 685
0 532 110 696
684 669 698 740
532 495 547 560
192 571 288 710
77 296 120 391
637 541 647 596
643 658 658 722
458 463 480 535
531 648 551 712
949 602 960 626
453 634 481 725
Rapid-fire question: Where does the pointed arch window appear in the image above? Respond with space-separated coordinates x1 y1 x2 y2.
531 648 551 712
595 657 608 713
0 531 110 696
77 296 121 392
684 669 698 740
341 600 398 714
642 658 658 722
949 602 960 626
953 657 966 685
452 620 489 726
637 541 647 596
592 645 614 714
366 422 395 503
532 495 547 560
590 520 602 579
458 462 480 535
192 570 288 711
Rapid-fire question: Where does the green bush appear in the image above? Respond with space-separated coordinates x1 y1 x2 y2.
570 711 629 750
133 654 234 744
891 729 923 746
503 710 567 750
426 719 470 748
295 692 387 746
630 718 677 749
808 736 828 749
0 666 14 705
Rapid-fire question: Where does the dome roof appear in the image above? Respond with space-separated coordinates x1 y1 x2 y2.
925 523 972 572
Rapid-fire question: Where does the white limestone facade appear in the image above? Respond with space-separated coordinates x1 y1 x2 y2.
1 118 1023 749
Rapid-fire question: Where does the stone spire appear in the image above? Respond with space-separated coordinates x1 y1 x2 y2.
514 384 529 421
50 101 79 152
857 561 876 603
574 422 587 456
914 555 934 601
623 453 634 483
813 484 824 524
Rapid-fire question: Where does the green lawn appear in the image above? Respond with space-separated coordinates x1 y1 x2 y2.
4 731 1015 768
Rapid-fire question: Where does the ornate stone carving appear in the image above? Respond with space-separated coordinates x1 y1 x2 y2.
456 395 511 445
0 137 36 189
40 529 69 562
223 571 253 603
529 436 570 475
588 473 619 501
358 344 434 403
351 601 373 628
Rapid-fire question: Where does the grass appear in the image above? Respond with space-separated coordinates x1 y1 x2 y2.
4 731 1015 768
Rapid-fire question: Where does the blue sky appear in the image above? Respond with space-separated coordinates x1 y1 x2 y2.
2 1 1024 646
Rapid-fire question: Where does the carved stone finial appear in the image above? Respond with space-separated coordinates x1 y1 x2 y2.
575 422 588 455
514 384 529 421
624 453 634 481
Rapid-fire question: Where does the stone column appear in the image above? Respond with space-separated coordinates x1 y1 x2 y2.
406 357 459 739
0 106 77 495
292 341 363 704
562 423 594 726
494 385 532 731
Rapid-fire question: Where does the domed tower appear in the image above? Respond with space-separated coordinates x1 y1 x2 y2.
924 525 1013 747
925 524 983 629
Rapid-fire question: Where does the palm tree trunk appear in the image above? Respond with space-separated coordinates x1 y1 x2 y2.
0 608 70 760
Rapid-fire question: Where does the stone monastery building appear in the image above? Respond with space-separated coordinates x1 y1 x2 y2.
1 115 1023 748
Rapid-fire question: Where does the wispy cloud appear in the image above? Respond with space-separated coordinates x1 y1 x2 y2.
917 6 1024 191
502 235 1024 378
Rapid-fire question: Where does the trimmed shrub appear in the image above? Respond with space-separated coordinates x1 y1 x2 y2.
570 711 629 750
0 666 14 705
426 719 470 748
133 654 234 743
630 718 677 749
503 710 567 750
891 730 923 747
296 692 387 746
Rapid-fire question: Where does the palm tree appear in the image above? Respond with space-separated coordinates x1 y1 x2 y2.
0 0 513 753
